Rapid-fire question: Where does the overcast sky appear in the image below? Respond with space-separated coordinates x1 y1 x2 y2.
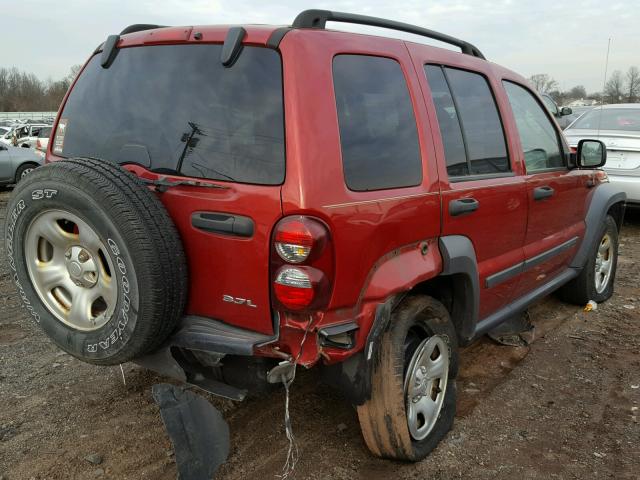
2 0 638 93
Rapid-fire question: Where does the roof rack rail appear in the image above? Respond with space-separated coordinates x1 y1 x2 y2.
120 24 166 35
292 9 486 60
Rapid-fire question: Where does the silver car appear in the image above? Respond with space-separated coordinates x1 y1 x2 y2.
564 104 640 205
0 143 44 185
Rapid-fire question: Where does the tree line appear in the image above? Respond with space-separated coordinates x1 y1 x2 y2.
529 66 640 105
0 65 81 112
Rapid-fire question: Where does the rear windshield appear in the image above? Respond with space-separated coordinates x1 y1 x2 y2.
57 44 285 185
570 108 640 132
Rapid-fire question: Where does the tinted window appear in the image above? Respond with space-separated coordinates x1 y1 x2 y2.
57 45 285 185
445 69 509 175
425 66 509 177
503 82 564 172
570 108 640 132
425 65 468 176
333 55 422 191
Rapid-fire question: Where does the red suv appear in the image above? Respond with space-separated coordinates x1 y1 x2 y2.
5 10 626 460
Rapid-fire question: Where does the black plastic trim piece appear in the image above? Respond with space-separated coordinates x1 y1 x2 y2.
533 185 555 201
319 322 359 349
100 35 120 68
485 236 579 289
120 24 166 35
191 212 254 238
449 198 479 216
526 237 578 270
448 172 516 183
267 27 292 49
485 262 524 289
438 236 479 341
221 27 247 67
474 268 578 338
570 183 627 269
292 9 486 59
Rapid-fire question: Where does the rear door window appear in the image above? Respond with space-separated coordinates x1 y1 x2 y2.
425 65 510 178
333 55 422 191
57 44 285 185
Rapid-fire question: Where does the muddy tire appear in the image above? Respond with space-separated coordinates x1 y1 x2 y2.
4 158 187 365
356 295 458 461
559 215 618 305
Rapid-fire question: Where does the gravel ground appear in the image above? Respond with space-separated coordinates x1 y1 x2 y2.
0 186 638 480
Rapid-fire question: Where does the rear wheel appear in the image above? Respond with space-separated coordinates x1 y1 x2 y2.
5 158 188 365
559 215 619 305
356 295 458 461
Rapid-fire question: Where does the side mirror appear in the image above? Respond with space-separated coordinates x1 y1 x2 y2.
575 139 606 168
560 106 572 116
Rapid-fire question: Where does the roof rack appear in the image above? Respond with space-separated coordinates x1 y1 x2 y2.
120 24 166 35
292 9 486 60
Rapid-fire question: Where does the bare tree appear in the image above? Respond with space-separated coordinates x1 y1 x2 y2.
604 70 625 104
529 74 558 93
568 85 587 100
626 66 640 102
0 65 81 112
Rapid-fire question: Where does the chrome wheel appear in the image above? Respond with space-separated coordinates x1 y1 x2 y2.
594 233 613 294
24 209 117 331
404 335 450 441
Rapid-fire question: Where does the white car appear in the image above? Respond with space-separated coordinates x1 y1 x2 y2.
5 123 51 148
564 104 640 205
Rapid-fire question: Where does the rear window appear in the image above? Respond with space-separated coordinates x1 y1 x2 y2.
57 44 285 185
570 108 640 132
333 55 422 191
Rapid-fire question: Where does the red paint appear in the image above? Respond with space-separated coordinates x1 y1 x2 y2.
49 25 597 368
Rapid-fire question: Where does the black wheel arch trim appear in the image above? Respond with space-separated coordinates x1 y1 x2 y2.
437 235 479 343
570 183 626 270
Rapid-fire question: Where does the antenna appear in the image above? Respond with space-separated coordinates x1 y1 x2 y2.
597 37 611 136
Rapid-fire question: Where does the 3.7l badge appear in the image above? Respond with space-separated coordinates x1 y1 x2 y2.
222 295 257 308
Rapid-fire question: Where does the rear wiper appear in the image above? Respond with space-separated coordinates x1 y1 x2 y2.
140 175 229 193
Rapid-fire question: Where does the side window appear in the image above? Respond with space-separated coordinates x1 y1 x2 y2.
333 55 422 191
503 82 564 172
425 65 509 178
424 66 468 176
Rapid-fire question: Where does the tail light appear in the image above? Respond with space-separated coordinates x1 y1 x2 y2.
271 216 334 312
570 146 577 153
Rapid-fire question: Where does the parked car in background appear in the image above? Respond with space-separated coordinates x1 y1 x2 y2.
34 126 52 158
564 104 640 205
564 105 594 126
0 142 43 184
0 127 15 146
8 123 51 148
540 93 574 129
0 126 11 137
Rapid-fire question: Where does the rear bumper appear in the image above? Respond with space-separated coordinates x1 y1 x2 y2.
608 174 640 204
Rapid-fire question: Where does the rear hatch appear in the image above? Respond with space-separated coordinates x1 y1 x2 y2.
50 40 285 335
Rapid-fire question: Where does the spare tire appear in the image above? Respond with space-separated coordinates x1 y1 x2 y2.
4 158 187 365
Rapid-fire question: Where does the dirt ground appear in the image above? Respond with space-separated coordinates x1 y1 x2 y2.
0 186 638 480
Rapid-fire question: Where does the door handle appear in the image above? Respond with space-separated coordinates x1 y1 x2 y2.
533 186 555 201
191 212 254 237
449 198 479 216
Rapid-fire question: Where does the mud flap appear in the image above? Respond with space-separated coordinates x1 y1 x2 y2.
487 310 535 346
152 384 230 480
